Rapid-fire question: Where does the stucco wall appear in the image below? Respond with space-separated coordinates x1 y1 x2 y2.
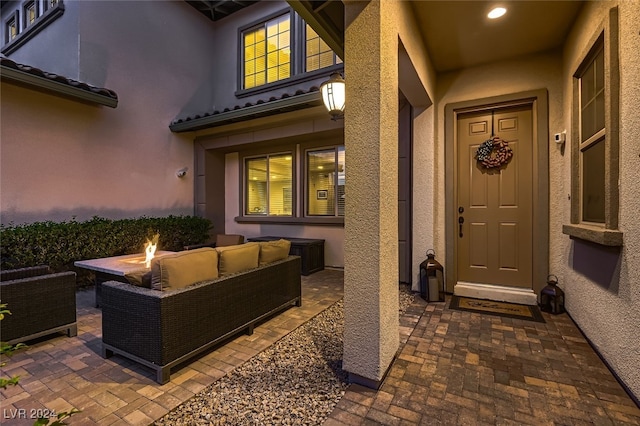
559 0 640 399
394 3 438 292
0 1 217 224
411 106 436 291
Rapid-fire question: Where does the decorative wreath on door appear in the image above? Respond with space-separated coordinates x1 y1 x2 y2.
475 136 513 168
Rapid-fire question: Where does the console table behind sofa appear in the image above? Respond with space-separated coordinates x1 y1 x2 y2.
247 236 324 275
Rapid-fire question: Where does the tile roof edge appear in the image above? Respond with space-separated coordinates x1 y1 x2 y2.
1 56 118 108
169 89 323 133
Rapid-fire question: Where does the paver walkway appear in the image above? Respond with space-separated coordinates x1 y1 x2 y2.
326 298 640 425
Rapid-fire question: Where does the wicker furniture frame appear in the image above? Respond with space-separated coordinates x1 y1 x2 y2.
101 256 301 384
0 266 78 345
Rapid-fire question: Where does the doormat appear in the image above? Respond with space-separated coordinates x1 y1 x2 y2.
449 295 545 323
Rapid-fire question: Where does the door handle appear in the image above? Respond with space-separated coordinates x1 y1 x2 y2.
458 216 464 238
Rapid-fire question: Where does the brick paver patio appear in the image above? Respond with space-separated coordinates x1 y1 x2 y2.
1 269 639 425
1 270 343 425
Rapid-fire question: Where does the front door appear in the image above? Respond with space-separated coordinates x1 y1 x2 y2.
456 105 533 288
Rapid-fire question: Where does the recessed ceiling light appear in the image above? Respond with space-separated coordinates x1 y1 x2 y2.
488 7 507 19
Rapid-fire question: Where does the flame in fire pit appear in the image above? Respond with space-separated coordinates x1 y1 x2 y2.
144 233 159 268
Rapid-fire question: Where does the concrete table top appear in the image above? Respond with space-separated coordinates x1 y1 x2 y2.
74 251 175 276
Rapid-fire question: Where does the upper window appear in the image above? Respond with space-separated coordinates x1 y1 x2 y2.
6 14 18 43
240 11 341 92
563 7 622 246
2 0 64 54
243 14 291 90
245 153 293 216
306 146 345 217
305 24 341 72
24 1 37 28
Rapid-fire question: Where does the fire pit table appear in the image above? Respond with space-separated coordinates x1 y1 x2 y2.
75 251 175 307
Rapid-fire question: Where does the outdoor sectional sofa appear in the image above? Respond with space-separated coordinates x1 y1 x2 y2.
0 266 77 345
100 241 301 384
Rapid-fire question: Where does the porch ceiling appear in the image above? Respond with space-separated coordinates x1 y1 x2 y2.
414 1 584 72
289 0 583 73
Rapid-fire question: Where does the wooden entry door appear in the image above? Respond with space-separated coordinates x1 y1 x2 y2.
457 106 533 288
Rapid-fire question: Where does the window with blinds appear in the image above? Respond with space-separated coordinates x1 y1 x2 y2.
307 146 345 217
243 14 291 90
245 153 293 216
305 24 341 72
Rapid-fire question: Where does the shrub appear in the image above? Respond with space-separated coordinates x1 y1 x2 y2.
0 216 212 285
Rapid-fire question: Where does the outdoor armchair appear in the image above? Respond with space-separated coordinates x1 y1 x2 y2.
0 266 77 345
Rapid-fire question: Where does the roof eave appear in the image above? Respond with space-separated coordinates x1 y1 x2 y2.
170 91 323 133
1 65 118 108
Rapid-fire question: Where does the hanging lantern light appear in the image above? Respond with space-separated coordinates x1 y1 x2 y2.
419 249 445 302
540 275 565 314
320 72 345 121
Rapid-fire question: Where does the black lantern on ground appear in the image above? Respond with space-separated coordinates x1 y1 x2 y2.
419 249 444 302
540 275 565 314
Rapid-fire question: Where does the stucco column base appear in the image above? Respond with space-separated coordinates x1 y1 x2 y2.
348 351 398 390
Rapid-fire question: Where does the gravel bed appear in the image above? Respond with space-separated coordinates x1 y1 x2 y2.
154 284 416 425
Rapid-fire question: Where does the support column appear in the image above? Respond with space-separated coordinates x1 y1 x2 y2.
343 0 399 389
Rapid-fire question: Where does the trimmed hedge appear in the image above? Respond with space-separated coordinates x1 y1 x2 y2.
0 216 212 282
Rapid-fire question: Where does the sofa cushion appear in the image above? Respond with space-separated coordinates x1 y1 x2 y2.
258 239 291 266
151 248 218 290
216 242 260 276
125 270 152 288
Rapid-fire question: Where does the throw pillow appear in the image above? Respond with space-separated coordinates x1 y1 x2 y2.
216 242 260 276
151 247 219 290
258 239 291 266
125 270 152 288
